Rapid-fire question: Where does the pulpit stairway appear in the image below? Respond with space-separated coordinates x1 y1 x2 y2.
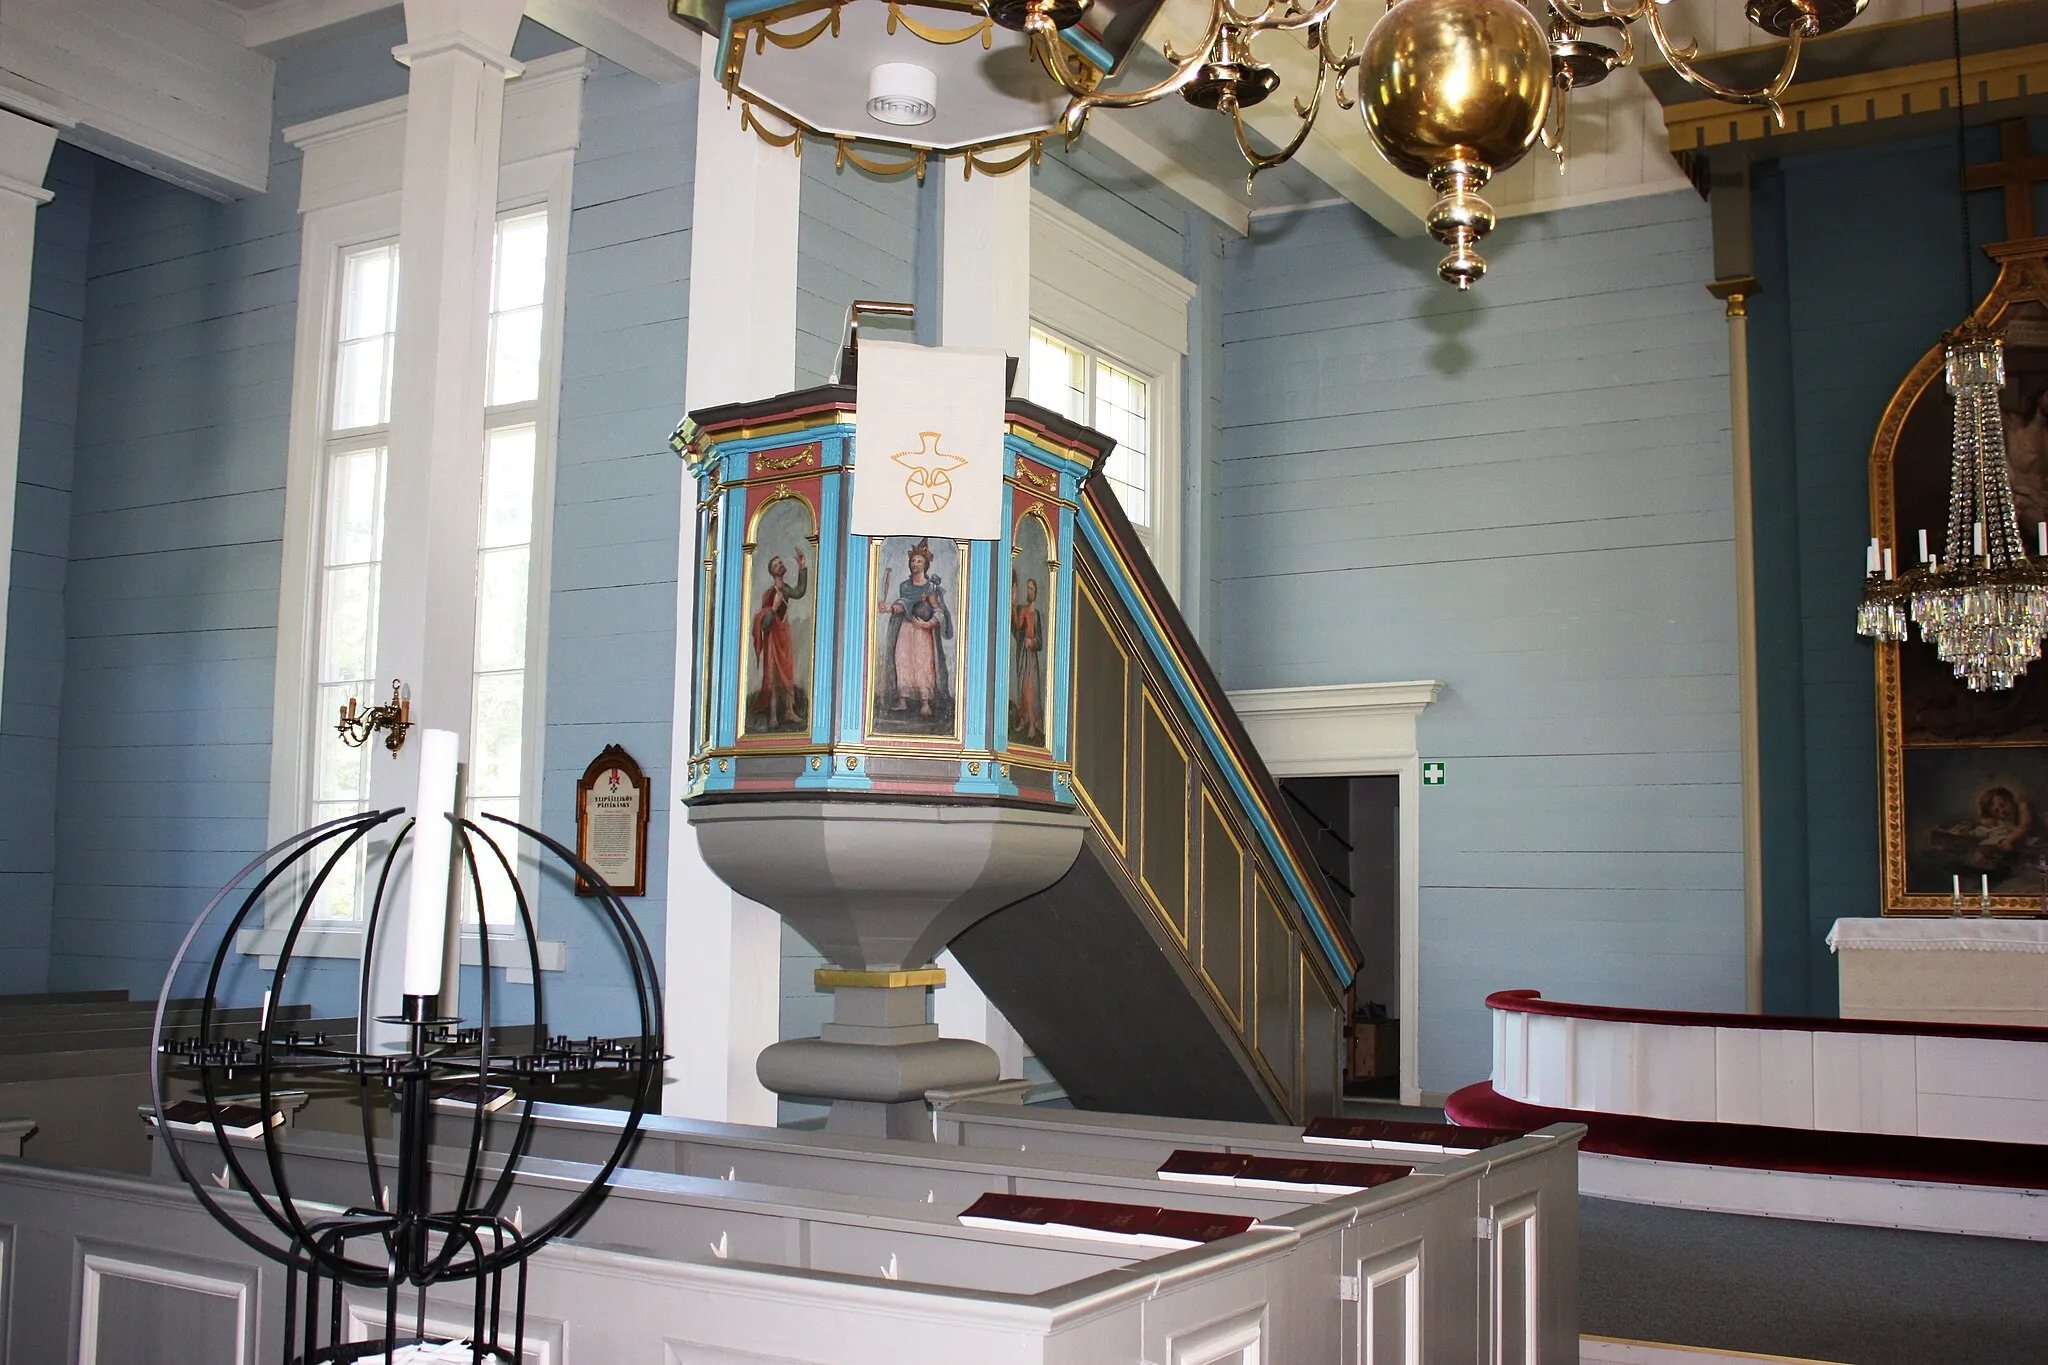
678 375 1360 1136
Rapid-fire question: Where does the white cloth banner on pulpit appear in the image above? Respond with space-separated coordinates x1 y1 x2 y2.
850 338 1006 540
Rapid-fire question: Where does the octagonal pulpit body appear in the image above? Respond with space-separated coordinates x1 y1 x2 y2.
680 384 1106 809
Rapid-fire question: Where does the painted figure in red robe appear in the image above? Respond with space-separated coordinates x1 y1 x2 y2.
750 549 807 729
1010 570 1044 744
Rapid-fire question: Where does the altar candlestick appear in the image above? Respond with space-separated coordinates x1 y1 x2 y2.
1952 874 1962 910
404 728 459 999
1919 528 1930 563
1981 874 1991 911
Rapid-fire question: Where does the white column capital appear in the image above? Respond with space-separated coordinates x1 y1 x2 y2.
0 108 59 206
392 35 525 77
398 0 525 66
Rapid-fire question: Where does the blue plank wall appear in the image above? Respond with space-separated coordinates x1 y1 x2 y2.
1747 124 2025 1014
536 56 696 1037
46 21 412 1002
1216 193 1743 1092
0 143 95 993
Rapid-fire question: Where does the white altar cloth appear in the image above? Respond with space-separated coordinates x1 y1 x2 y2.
1829 917 2048 1025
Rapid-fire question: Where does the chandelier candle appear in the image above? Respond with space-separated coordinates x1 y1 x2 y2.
404 728 460 1000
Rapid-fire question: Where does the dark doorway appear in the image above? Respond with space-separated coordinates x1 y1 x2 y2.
1281 775 1400 1097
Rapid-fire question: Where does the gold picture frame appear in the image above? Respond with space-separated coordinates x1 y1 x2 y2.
1872 237 2048 915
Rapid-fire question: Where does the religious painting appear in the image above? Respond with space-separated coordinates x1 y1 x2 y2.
1008 511 1053 748
1901 748 2048 903
740 494 815 739
1874 241 2048 913
869 535 963 740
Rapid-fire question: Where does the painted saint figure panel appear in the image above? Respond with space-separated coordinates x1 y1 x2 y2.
1009 512 1051 748
741 495 814 738
871 535 960 739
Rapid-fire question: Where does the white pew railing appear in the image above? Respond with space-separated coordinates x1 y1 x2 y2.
1488 990 2048 1145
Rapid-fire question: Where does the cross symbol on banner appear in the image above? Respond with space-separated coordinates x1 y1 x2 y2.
1422 762 1446 786
892 431 968 514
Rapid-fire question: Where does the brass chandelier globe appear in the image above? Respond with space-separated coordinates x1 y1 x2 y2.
675 0 1869 285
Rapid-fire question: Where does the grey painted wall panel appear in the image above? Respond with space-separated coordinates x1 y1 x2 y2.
536 56 696 1036
0 142 94 992
794 146 919 384
1217 193 1741 1092
45 20 411 997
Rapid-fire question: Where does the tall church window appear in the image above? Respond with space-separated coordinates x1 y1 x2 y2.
308 241 397 921
1027 194 1194 597
466 210 549 929
1028 327 1154 537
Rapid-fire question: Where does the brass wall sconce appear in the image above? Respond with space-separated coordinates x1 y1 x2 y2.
337 679 413 756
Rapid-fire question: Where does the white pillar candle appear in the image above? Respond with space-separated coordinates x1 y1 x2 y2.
1974 521 1986 556
1866 540 1880 575
2037 522 2045 557
404 728 460 999
1981 874 1991 906
1919 528 1930 563
1952 873 1961 903
1883 547 1894 580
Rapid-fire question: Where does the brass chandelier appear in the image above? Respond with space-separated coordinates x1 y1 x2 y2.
679 0 1868 286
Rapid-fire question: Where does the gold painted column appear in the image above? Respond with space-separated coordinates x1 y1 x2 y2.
1709 275 1763 1012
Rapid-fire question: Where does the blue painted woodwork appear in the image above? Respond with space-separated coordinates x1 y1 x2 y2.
1745 123 2028 1014
682 394 1092 809
0 142 95 993
45 20 412 1007
535 55 698 1038
1217 192 1744 1093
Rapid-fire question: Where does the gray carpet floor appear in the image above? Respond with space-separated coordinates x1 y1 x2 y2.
1580 1198 2048 1364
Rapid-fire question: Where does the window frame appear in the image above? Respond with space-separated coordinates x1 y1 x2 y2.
1028 192 1196 597
252 62 582 963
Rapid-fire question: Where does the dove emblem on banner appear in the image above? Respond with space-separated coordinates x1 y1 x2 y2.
850 338 1005 539
893 432 968 514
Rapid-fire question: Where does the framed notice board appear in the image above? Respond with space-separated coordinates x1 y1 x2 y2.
575 744 650 897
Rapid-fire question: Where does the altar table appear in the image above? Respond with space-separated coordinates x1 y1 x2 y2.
1828 917 2048 1026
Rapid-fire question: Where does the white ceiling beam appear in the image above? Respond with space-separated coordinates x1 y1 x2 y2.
240 0 400 55
1083 112 1253 236
0 0 275 199
523 0 699 82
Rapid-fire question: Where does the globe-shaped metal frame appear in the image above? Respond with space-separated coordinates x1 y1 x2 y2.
150 806 665 1363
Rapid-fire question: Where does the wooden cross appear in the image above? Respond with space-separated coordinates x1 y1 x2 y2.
1963 119 2048 245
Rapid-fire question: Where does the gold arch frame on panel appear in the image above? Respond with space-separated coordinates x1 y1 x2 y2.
1869 238 2048 915
737 487 820 744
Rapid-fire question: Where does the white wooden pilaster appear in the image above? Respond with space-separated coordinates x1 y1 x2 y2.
932 163 1031 1079
663 31 799 1124
0 109 59 738
939 166 1030 360
362 0 525 1031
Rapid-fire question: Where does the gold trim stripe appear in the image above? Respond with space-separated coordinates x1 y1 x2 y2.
815 967 946 989
1663 42 2048 153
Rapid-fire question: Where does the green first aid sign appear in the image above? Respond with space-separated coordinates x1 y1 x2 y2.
1422 761 1446 786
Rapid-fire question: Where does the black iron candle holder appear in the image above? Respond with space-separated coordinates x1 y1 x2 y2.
151 806 666 1364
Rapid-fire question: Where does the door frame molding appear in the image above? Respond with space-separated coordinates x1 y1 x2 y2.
1229 681 1441 1106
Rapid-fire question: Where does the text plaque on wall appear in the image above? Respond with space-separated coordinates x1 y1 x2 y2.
576 745 650 897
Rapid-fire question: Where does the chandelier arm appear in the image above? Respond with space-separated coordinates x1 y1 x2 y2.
1544 0 1651 32
1228 0 1343 35
1040 19 1220 118
1228 33 1335 183
1641 4 1803 119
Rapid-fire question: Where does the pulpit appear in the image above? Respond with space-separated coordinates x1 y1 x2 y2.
1828 917 2048 1025
676 381 1106 1136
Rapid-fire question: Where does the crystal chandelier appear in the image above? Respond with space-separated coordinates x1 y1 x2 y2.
1858 326 2048 691
675 0 1869 287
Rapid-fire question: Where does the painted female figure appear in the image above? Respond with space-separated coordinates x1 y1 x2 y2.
877 538 952 723
1010 569 1044 744
749 549 807 730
